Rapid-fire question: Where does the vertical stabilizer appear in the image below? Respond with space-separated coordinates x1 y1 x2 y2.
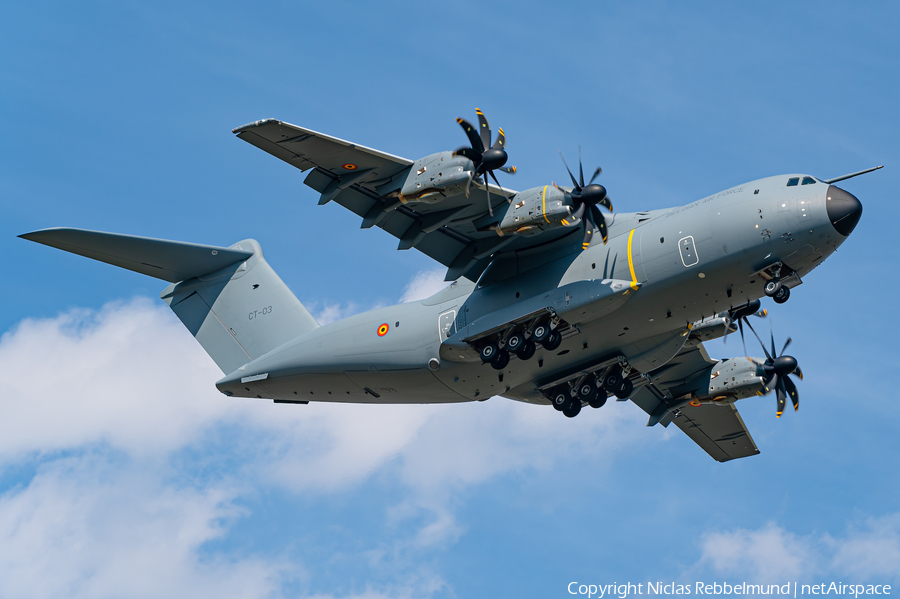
161 239 318 374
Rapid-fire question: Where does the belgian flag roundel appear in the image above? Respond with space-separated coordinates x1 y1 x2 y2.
377 323 389 337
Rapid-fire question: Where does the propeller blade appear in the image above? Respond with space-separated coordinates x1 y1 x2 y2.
598 195 613 212
475 109 492 154
464 171 474 198
499 165 516 174
784 375 800 412
775 377 787 418
738 318 747 355
488 170 509 200
456 117 484 154
492 127 506 150
578 146 585 188
453 146 481 165
744 320 773 362
568 202 586 224
582 207 595 249
781 337 792 356
793 365 803 381
770 321 777 361
559 152 581 191
485 173 493 217
589 166 602 185
592 206 609 244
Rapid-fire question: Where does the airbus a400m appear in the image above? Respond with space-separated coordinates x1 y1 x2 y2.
21 109 875 462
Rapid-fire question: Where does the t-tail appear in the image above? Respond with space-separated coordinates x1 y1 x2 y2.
19 228 319 375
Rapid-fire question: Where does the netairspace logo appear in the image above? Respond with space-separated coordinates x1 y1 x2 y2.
567 582 893 598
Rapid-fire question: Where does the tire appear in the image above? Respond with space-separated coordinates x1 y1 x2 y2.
577 381 598 403
604 369 622 392
551 390 571 411
480 342 499 363
490 349 510 370
773 286 790 304
531 321 551 343
563 400 582 418
614 378 634 399
589 394 608 409
764 279 782 297
506 332 524 353
516 339 536 361
542 330 562 351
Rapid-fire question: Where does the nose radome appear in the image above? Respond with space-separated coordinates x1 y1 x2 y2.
826 185 863 236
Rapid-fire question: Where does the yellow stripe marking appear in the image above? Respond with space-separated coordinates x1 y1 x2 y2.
627 228 639 290
542 186 550 223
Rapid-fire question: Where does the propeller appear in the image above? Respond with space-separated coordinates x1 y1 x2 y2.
452 108 516 216
724 299 768 353
744 319 804 418
553 148 613 249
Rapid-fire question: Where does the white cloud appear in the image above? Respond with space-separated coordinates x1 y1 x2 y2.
399 269 447 303
0 294 649 594
695 516 900 582
0 298 231 458
0 455 284 599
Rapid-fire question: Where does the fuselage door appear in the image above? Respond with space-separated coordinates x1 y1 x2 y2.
678 235 699 267
438 310 457 340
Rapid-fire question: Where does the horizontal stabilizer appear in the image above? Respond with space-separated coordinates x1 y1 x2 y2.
19 228 254 283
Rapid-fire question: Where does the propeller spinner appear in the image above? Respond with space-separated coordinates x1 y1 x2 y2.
453 108 516 216
554 148 613 249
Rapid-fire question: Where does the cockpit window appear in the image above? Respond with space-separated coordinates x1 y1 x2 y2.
787 177 799 186
801 177 816 185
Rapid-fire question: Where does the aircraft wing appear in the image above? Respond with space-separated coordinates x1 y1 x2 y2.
630 338 760 462
233 119 571 282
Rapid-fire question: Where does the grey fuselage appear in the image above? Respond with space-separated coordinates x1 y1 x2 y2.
216 174 857 404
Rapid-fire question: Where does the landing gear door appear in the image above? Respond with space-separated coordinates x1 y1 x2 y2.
438 310 457 340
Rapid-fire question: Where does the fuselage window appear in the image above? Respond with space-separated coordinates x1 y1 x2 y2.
787 177 799 186
801 177 816 185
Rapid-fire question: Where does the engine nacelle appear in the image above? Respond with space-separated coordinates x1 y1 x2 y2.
397 151 472 204
692 357 767 403
496 185 573 236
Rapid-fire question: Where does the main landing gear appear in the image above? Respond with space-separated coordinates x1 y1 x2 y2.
547 366 634 418
478 316 562 370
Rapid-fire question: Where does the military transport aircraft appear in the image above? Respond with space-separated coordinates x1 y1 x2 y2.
20 110 875 462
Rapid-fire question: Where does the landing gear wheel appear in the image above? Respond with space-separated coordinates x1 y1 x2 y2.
531 321 551 343
588 394 608 409
542 330 562 351
764 279 782 297
562 399 582 418
479 342 499 363
603 369 622 393
773 286 790 304
490 349 510 370
516 339 536 361
614 378 634 399
551 389 571 412
506 332 524 353
577 381 598 403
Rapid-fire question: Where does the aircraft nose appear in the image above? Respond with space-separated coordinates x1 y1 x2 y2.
826 185 863 236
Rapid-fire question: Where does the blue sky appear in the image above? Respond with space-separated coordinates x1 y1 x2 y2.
2 2 899 597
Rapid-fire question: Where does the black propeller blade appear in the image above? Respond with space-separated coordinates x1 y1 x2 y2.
723 299 767 352
554 148 612 249
452 109 516 216
744 320 803 418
